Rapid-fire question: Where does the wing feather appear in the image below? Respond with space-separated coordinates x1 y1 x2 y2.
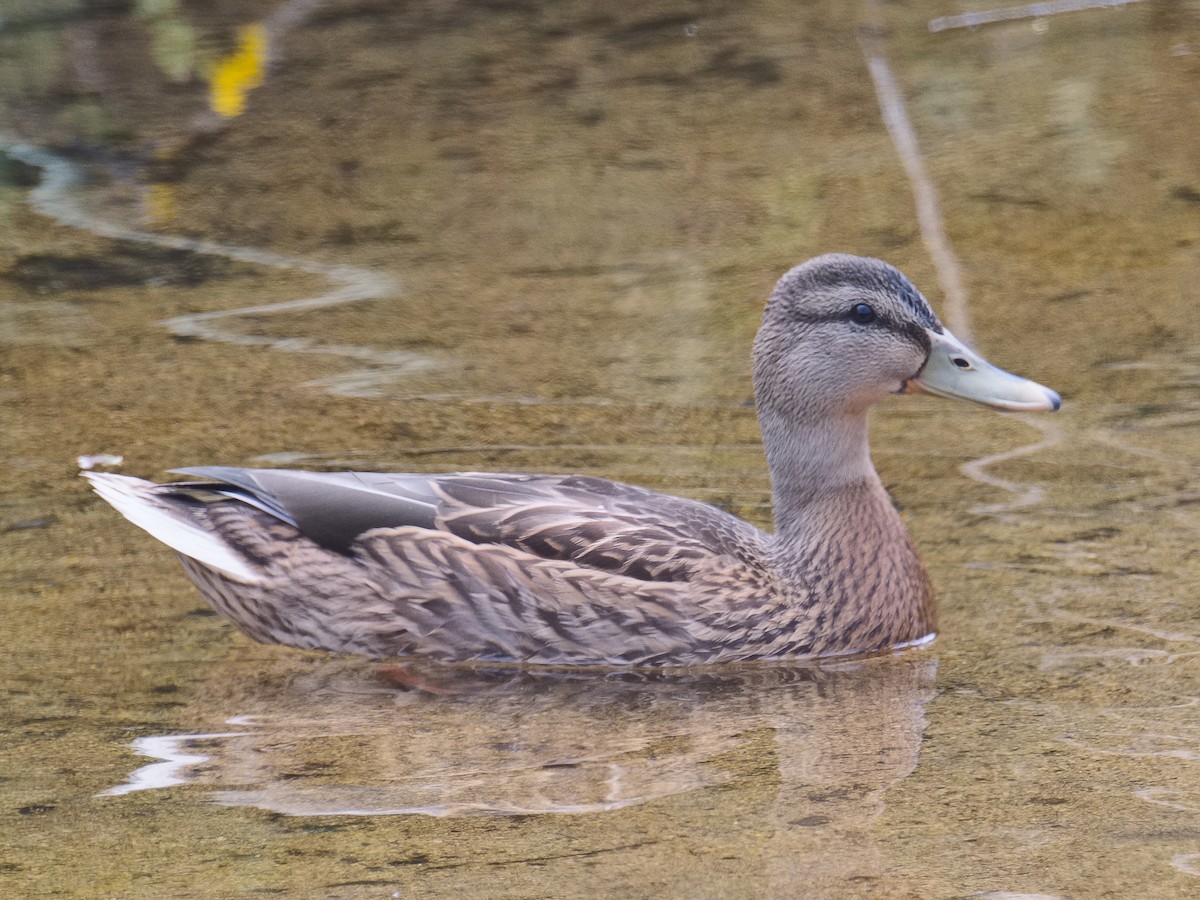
170 468 771 588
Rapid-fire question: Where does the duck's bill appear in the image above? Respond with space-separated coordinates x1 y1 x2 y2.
906 328 1061 412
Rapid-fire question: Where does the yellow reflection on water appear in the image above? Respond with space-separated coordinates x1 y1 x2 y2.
209 23 268 118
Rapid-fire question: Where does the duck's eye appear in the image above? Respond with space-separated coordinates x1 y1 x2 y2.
849 303 877 325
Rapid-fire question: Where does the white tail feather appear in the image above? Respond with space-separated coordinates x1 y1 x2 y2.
83 472 260 585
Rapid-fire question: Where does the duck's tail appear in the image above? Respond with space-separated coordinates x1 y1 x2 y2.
82 472 261 584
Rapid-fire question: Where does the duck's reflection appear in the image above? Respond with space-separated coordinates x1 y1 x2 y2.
106 653 935 828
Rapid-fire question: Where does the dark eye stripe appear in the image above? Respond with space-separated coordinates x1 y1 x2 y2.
788 311 932 352
791 310 883 327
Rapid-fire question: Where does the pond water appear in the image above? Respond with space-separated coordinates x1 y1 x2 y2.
2 0 1200 896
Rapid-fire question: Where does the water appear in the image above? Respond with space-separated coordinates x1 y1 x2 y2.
2 0 1199 895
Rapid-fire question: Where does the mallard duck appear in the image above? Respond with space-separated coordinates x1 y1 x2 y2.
85 254 1059 665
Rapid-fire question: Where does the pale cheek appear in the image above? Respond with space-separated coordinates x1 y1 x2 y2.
845 354 917 405
875 345 927 384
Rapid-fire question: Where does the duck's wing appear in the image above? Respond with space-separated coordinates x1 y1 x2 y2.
171 467 770 584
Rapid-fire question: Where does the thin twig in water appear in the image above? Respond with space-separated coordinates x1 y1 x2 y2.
929 0 1144 34
856 14 974 344
858 3 1063 515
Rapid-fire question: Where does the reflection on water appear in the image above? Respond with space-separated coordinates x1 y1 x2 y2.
102 657 935 821
100 655 937 893
209 23 268 118
102 728 252 797
4 0 1200 896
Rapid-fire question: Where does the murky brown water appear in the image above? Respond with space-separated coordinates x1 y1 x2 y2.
3 0 1200 896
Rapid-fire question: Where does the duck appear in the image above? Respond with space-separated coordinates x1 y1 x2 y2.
84 254 1060 666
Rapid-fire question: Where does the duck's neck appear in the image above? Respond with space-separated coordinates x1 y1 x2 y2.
759 408 936 653
760 410 878 536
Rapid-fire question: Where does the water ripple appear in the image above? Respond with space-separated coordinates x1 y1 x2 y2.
1 137 434 398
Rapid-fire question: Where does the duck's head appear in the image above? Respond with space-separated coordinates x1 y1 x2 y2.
753 254 1060 422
